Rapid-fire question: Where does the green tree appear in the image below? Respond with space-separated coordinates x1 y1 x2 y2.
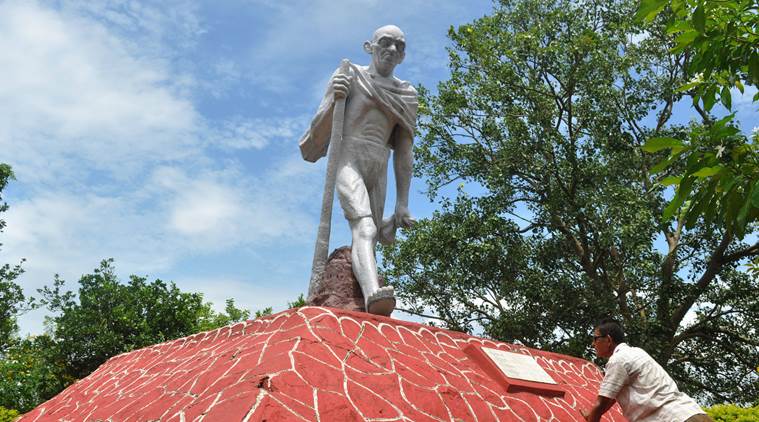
0 163 43 415
287 293 306 308
196 298 252 331
2 260 264 412
0 164 271 411
637 0 759 269
382 0 757 404
0 406 19 422
636 0 758 109
0 164 21 348
706 404 759 422
254 307 273 318
0 335 72 413
0 164 31 351
39 259 249 379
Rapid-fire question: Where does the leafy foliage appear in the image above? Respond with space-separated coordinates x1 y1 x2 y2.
0 164 31 351
1 258 280 412
637 0 759 239
706 403 759 422
636 0 759 109
197 298 252 332
0 263 25 352
382 0 758 404
0 164 12 233
254 307 273 318
39 259 252 379
0 406 19 422
643 121 758 239
288 293 306 308
0 335 72 413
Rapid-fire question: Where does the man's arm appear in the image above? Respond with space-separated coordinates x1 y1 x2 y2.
581 395 615 422
393 128 414 227
584 352 627 421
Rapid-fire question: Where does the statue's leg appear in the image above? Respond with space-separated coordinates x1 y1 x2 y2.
364 147 395 315
336 149 395 316
348 216 394 316
349 216 380 300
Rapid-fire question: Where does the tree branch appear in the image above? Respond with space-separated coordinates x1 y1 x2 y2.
670 232 733 329
721 242 759 263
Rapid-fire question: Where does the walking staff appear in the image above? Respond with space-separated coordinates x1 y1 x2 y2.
307 59 351 297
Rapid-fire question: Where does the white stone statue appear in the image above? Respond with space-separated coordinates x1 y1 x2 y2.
300 25 418 316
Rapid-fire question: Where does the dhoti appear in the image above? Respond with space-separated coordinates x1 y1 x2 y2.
336 136 391 232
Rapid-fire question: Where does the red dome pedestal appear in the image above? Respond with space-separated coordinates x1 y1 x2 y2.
21 307 626 421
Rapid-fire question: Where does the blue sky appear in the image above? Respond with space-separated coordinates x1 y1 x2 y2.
2 0 756 336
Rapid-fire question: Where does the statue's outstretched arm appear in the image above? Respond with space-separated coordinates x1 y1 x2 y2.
393 128 414 228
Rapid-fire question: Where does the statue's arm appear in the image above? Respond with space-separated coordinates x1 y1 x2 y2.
393 127 414 227
311 67 348 132
299 67 353 162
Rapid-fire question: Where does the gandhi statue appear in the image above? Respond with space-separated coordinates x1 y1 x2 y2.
299 25 418 316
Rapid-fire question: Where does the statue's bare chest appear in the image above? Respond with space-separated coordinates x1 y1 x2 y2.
343 86 398 144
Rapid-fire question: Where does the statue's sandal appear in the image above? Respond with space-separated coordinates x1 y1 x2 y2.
366 286 396 316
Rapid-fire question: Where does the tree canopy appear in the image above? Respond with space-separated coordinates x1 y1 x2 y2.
382 0 757 404
1 259 257 412
638 0 758 271
38 259 252 380
0 164 28 351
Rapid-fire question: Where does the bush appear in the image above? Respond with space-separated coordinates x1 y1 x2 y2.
0 406 19 422
706 404 759 422
0 335 73 413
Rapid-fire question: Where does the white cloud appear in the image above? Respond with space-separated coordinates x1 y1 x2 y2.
733 85 758 107
207 116 305 150
205 59 243 98
733 86 759 133
149 162 319 250
180 276 302 315
5 190 169 279
0 0 201 185
166 180 243 237
629 31 650 46
3 154 322 277
56 0 204 57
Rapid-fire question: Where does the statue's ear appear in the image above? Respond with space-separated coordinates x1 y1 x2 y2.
397 50 405 64
363 41 373 54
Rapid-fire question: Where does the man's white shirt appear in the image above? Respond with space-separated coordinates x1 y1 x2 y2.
598 343 705 422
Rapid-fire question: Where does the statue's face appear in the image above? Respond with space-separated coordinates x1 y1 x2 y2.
366 26 405 77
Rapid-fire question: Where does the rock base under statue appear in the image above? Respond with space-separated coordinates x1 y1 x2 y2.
306 246 386 313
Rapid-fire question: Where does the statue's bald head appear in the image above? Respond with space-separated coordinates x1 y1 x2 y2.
364 24 406 77
372 25 405 43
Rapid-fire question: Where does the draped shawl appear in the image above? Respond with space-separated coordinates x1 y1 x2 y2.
299 64 418 163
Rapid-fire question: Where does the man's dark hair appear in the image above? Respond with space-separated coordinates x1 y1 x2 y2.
596 318 625 344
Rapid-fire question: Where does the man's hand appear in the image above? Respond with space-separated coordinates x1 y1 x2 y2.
582 396 615 422
394 205 415 228
331 73 351 99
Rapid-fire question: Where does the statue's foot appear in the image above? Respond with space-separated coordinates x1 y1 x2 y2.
366 286 396 316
